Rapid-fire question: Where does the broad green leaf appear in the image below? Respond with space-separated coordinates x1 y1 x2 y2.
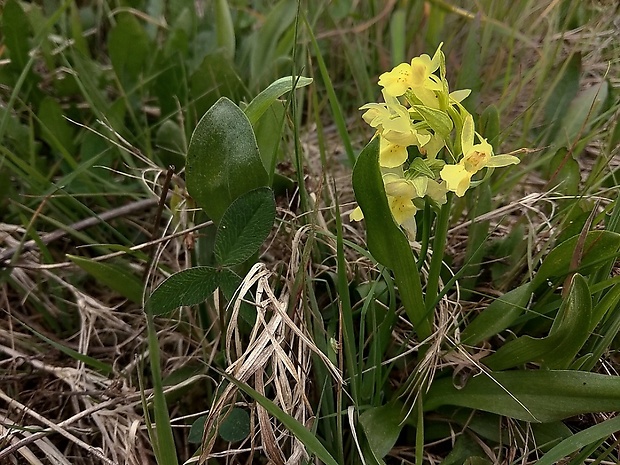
189 51 246 119
108 13 150 89
223 373 339 465
68 255 143 304
249 0 297 86
543 53 581 144
186 97 269 223
214 187 275 266
425 370 620 423
413 105 454 138
460 283 532 346
484 275 591 370
352 138 431 339
244 75 313 127
188 415 207 443
3 0 31 72
359 403 404 458
532 231 620 289
531 422 574 452
545 147 580 194
455 16 481 113
146 266 237 315
555 80 608 147
440 435 488 465
219 407 250 442
536 415 620 465
460 183 491 300
254 100 285 177
38 96 76 155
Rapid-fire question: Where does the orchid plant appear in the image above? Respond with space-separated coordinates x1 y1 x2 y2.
351 44 520 240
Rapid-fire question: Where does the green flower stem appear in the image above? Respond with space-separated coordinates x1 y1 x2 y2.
418 202 432 271
425 194 452 315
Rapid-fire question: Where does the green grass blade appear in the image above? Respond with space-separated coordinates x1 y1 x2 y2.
536 415 620 465
145 312 179 465
303 14 355 165
334 184 360 403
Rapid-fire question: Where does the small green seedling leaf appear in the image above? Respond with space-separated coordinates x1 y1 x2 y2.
244 75 313 127
68 255 143 304
215 187 275 267
219 407 250 442
359 403 404 458
186 97 269 224
532 231 620 289
146 266 236 315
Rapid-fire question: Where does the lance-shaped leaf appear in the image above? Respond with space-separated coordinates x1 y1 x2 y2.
483 274 592 370
532 231 620 290
352 138 431 339
244 75 313 127
425 370 620 423
186 97 268 223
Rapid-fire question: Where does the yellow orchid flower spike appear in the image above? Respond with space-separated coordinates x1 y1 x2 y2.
378 44 444 99
440 114 520 196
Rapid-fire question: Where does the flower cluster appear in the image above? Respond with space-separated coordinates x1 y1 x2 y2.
351 44 519 239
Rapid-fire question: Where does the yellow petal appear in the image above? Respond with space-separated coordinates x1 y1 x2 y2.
388 196 417 225
349 206 364 221
486 154 520 168
426 179 448 205
449 89 471 103
378 63 412 97
463 139 493 173
461 113 475 156
440 164 472 197
379 138 408 168
383 174 416 198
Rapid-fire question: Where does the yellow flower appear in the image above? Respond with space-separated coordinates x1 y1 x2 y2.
387 196 418 240
349 206 364 222
379 137 409 168
426 178 448 205
440 114 520 196
378 44 444 98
